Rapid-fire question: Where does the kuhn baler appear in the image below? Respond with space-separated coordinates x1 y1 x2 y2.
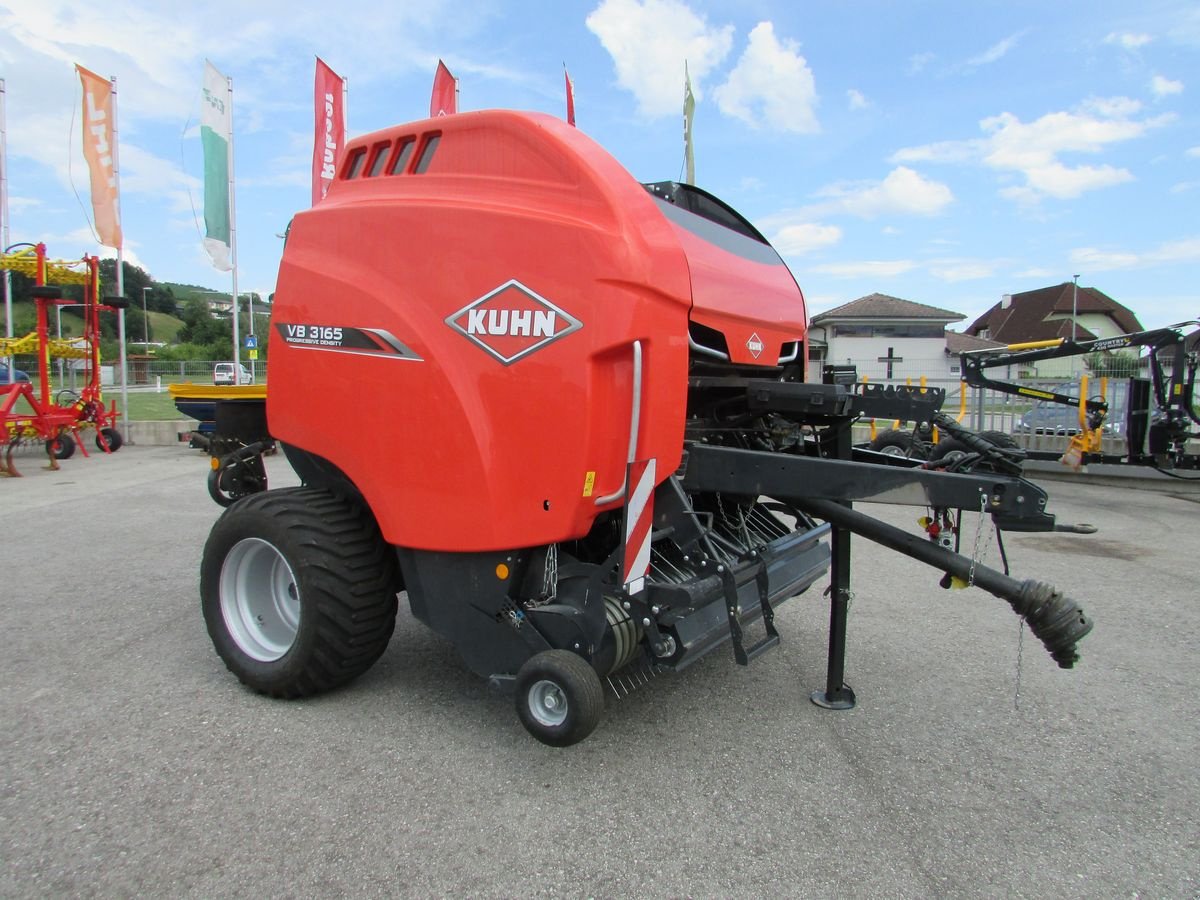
200 110 1093 745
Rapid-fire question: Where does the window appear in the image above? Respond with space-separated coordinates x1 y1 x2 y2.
413 134 441 174
366 141 391 177
343 147 367 179
389 138 416 175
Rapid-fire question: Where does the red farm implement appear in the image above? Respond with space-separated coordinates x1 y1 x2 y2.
1 243 126 477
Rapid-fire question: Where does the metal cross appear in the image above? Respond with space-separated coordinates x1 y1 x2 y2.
877 346 904 379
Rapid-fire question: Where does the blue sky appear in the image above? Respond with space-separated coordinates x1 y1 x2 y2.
1 0 1197 330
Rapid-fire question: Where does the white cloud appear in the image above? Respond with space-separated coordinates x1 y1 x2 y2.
847 89 869 110
814 167 954 218
586 0 733 118
966 32 1024 67
1070 236 1200 271
1188 146 1200 158
770 222 842 255
1105 32 1152 50
893 98 1170 202
1170 180 1200 193
713 22 819 133
7 196 44 213
808 259 917 279
1151 75 1184 97
927 260 997 282
908 52 935 75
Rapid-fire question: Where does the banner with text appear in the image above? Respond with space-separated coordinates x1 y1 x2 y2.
76 65 122 249
201 60 233 271
312 57 345 206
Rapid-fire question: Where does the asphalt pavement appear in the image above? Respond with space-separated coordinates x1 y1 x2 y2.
1 446 1197 898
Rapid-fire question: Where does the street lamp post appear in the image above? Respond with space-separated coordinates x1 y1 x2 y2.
1071 274 1079 342
141 286 151 348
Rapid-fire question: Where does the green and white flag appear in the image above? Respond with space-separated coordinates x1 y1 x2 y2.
201 61 232 272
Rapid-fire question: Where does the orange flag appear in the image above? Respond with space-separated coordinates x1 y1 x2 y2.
76 65 122 248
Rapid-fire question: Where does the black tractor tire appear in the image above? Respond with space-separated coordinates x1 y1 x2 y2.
47 434 76 460
96 427 123 452
931 429 1018 463
200 487 400 698
515 650 605 747
868 429 916 458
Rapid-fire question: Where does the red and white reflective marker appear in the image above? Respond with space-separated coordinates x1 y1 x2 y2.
622 458 656 595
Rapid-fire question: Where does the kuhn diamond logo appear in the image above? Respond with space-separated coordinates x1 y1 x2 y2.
746 332 764 359
446 280 582 365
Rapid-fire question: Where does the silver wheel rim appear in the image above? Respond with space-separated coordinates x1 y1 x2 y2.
879 444 906 457
527 679 568 727
219 537 300 662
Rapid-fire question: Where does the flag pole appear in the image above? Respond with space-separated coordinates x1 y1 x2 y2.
226 73 241 377
1 77 12 376
110 75 130 440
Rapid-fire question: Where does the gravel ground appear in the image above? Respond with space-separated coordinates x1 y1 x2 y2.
1 446 1197 898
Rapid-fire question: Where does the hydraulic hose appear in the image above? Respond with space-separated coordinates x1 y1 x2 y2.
794 497 1093 668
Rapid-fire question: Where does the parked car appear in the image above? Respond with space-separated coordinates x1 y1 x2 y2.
1013 398 1128 436
213 362 252 386
0 363 31 383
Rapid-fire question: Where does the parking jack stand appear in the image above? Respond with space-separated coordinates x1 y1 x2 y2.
811 421 856 710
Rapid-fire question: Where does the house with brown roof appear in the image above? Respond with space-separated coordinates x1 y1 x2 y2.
808 293 973 383
970 280 1138 351
964 282 1143 378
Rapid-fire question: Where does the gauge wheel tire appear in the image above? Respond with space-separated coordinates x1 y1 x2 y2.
96 427 123 452
206 460 266 508
46 434 76 460
868 429 915 458
200 487 400 698
515 650 605 747
931 430 1019 463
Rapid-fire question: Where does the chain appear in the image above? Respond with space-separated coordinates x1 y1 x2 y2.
967 492 991 587
1013 620 1025 710
542 543 558 603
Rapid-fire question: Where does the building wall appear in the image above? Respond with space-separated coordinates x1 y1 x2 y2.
821 334 957 382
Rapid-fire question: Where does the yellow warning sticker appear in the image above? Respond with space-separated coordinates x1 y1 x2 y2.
1018 388 1055 400
582 471 596 497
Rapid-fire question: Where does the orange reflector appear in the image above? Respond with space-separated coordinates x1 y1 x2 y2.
210 457 220 470
495 563 510 580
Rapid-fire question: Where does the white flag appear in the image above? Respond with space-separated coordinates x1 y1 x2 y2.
201 61 232 271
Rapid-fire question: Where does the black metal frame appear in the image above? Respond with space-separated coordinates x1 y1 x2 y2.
680 378 1094 707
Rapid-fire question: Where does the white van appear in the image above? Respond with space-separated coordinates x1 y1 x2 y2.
214 362 252 385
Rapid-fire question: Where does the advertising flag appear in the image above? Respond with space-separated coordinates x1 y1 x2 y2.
430 60 457 117
564 65 575 127
312 57 345 206
76 65 122 248
201 60 233 271
683 62 695 185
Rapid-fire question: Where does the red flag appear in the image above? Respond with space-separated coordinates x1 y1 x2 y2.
564 65 575 127
76 65 122 248
312 57 346 206
430 59 457 117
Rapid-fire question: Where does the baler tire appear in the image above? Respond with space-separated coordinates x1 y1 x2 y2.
515 650 604 748
200 487 399 699
47 434 76 460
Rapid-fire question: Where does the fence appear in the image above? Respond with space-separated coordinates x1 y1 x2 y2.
5 357 268 389
839 352 1176 457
